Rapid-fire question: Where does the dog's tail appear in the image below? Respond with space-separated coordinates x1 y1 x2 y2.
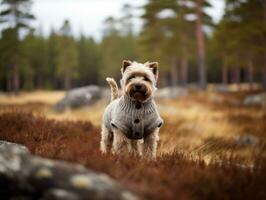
106 77 119 101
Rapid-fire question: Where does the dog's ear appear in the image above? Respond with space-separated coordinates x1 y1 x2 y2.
146 62 159 81
121 60 132 74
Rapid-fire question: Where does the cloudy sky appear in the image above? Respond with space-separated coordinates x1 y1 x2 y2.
30 0 224 40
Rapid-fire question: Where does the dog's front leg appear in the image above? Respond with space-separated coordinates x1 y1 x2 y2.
131 140 143 157
143 128 160 160
100 125 113 154
112 128 129 155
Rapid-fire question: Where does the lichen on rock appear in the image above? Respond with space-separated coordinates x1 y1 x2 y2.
0 140 140 200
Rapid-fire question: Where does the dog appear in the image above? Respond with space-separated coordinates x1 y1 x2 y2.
100 60 163 159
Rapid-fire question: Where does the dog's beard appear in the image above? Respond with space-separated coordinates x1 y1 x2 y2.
127 86 152 102
130 90 146 100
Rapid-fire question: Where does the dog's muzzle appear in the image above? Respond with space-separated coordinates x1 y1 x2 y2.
124 131 143 140
129 84 147 99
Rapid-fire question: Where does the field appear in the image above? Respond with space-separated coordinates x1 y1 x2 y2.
0 90 266 199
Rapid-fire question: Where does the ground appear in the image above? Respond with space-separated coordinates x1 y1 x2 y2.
0 90 265 199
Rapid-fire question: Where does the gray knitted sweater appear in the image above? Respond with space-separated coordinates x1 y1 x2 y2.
103 96 163 140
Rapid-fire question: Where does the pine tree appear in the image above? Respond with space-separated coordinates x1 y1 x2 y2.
140 0 212 87
101 12 138 81
77 35 101 86
213 0 266 90
195 0 206 89
21 30 49 90
56 20 78 90
0 28 20 91
140 0 179 86
47 29 59 89
0 0 34 93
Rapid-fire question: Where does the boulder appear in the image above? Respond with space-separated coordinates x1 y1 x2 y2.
0 140 30 155
0 140 140 200
210 85 232 93
54 85 103 112
235 134 259 147
243 93 266 106
155 87 188 99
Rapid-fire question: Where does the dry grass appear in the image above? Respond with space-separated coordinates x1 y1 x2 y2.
0 91 104 125
0 90 65 105
0 90 265 159
0 111 265 200
0 90 266 199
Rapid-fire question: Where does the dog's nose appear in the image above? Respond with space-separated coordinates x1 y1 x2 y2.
135 132 140 137
134 84 142 90
134 132 142 139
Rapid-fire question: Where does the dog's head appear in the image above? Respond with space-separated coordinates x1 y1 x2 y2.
120 60 159 102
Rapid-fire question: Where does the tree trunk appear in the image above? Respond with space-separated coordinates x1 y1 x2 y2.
13 65 20 95
159 71 168 87
222 60 228 84
7 74 12 93
52 75 58 90
170 57 178 87
247 60 254 90
262 2 266 90
262 55 266 90
231 66 240 91
180 57 188 86
24 75 34 91
64 74 71 91
37 75 43 89
196 0 207 89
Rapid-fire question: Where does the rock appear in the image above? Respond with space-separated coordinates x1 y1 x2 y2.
186 83 202 91
155 87 188 99
0 140 30 155
54 85 103 111
0 140 140 200
235 134 259 147
210 85 232 93
243 93 266 106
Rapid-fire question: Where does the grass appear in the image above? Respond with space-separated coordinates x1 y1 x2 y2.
0 90 266 199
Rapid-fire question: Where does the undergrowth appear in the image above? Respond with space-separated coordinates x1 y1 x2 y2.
0 111 265 200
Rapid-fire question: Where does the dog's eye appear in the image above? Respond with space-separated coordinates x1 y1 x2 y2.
127 76 135 81
144 77 151 82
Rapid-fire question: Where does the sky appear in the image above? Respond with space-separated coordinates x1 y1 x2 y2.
5 0 225 40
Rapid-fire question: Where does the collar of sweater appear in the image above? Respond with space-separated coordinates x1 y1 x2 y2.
118 95 156 115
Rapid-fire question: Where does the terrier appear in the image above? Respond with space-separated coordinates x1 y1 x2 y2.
100 60 163 159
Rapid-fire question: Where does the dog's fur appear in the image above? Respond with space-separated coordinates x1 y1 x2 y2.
100 60 162 159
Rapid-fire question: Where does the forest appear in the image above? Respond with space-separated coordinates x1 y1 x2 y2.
1 1 266 199
1 0 265 93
